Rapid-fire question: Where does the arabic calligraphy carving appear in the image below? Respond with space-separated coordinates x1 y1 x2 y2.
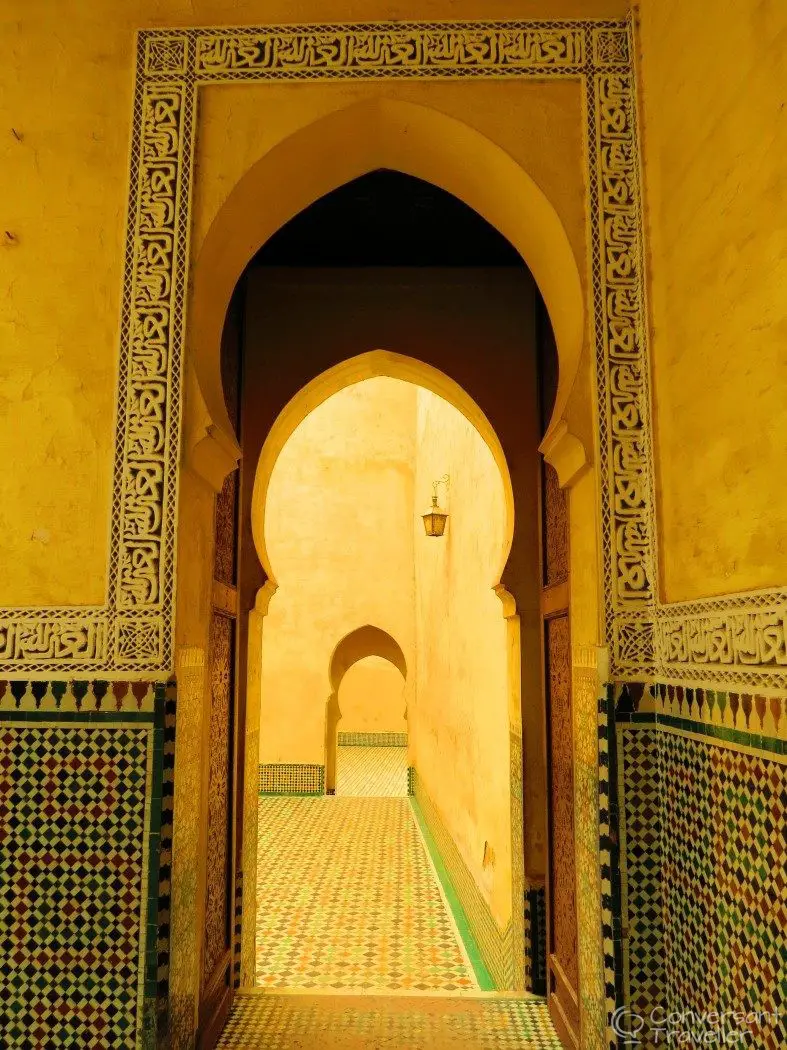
194 27 585 76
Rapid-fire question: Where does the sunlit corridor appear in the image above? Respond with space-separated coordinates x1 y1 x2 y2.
245 793 563 1049
241 363 561 1046
254 797 475 991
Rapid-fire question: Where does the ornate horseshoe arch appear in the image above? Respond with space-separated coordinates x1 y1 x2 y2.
0 18 780 688
0 18 782 690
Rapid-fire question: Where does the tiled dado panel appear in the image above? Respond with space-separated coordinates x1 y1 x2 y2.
337 731 408 747
611 684 787 1050
412 770 515 990
0 681 169 1050
258 763 324 795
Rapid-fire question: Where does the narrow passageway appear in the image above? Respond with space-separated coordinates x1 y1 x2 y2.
223 173 567 1049
236 794 563 1049
254 796 475 992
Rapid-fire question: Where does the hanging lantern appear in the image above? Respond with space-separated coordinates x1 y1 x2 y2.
422 476 449 537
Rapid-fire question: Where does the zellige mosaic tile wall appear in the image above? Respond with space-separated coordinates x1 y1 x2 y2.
258 763 324 795
0 680 168 1050
610 683 787 1050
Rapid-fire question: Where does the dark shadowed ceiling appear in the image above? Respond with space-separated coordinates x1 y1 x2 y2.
252 169 524 267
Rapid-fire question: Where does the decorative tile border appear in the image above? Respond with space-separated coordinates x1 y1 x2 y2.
407 765 415 797
154 682 177 1039
337 731 408 747
0 678 156 713
598 686 625 1050
0 681 167 1049
614 681 786 749
258 763 324 795
411 770 514 990
526 886 547 996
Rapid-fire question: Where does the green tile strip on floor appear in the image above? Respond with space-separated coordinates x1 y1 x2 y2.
410 795 495 991
412 772 512 988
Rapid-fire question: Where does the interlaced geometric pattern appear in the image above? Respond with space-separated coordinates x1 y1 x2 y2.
0 723 151 1049
217 992 564 1049
618 729 664 1046
615 707 787 1050
255 796 476 992
661 735 786 1050
0 17 780 689
258 763 325 795
335 744 409 796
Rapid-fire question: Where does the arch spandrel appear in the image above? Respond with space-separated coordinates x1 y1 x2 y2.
189 98 586 484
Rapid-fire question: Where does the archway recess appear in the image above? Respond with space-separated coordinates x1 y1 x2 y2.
329 624 408 693
251 351 515 594
325 625 408 794
189 98 585 474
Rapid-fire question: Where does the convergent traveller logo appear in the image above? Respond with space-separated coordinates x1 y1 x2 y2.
611 1005 782 1045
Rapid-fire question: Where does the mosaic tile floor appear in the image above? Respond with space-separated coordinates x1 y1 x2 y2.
336 745 408 797
217 992 564 1049
255 797 476 991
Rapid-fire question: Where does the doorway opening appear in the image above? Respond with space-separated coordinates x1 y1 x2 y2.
253 371 511 993
327 626 409 798
196 162 576 1050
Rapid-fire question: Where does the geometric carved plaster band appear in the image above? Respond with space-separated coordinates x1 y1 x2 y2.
0 17 783 691
657 590 787 691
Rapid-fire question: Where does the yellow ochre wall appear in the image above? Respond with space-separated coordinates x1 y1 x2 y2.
413 389 512 929
0 0 631 608
636 0 787 602
338 657 407 734
258 377 417 764
256 374 511 923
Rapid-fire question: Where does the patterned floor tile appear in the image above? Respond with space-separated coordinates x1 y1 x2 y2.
217 992 563 1049
255 797 475 991
336 745 408 797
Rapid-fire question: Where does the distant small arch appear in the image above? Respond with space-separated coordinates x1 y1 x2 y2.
329 625 407 692
325 625 407 793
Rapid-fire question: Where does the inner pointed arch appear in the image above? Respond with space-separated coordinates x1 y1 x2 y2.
329 625 407 693
251 350 515 590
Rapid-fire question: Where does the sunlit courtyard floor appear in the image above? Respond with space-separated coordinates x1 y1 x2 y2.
335 744 408 797
254 796 476 991
244 790 562 1049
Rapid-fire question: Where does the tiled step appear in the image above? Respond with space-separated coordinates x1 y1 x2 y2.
218 991 563 1049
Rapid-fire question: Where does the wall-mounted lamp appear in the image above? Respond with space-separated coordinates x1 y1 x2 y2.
422 475 450 537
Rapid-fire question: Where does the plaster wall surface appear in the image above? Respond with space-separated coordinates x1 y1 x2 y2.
258 377 417 764
637 0 787 601
338 657 407 734
413 388 513 930
0 0 608 606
